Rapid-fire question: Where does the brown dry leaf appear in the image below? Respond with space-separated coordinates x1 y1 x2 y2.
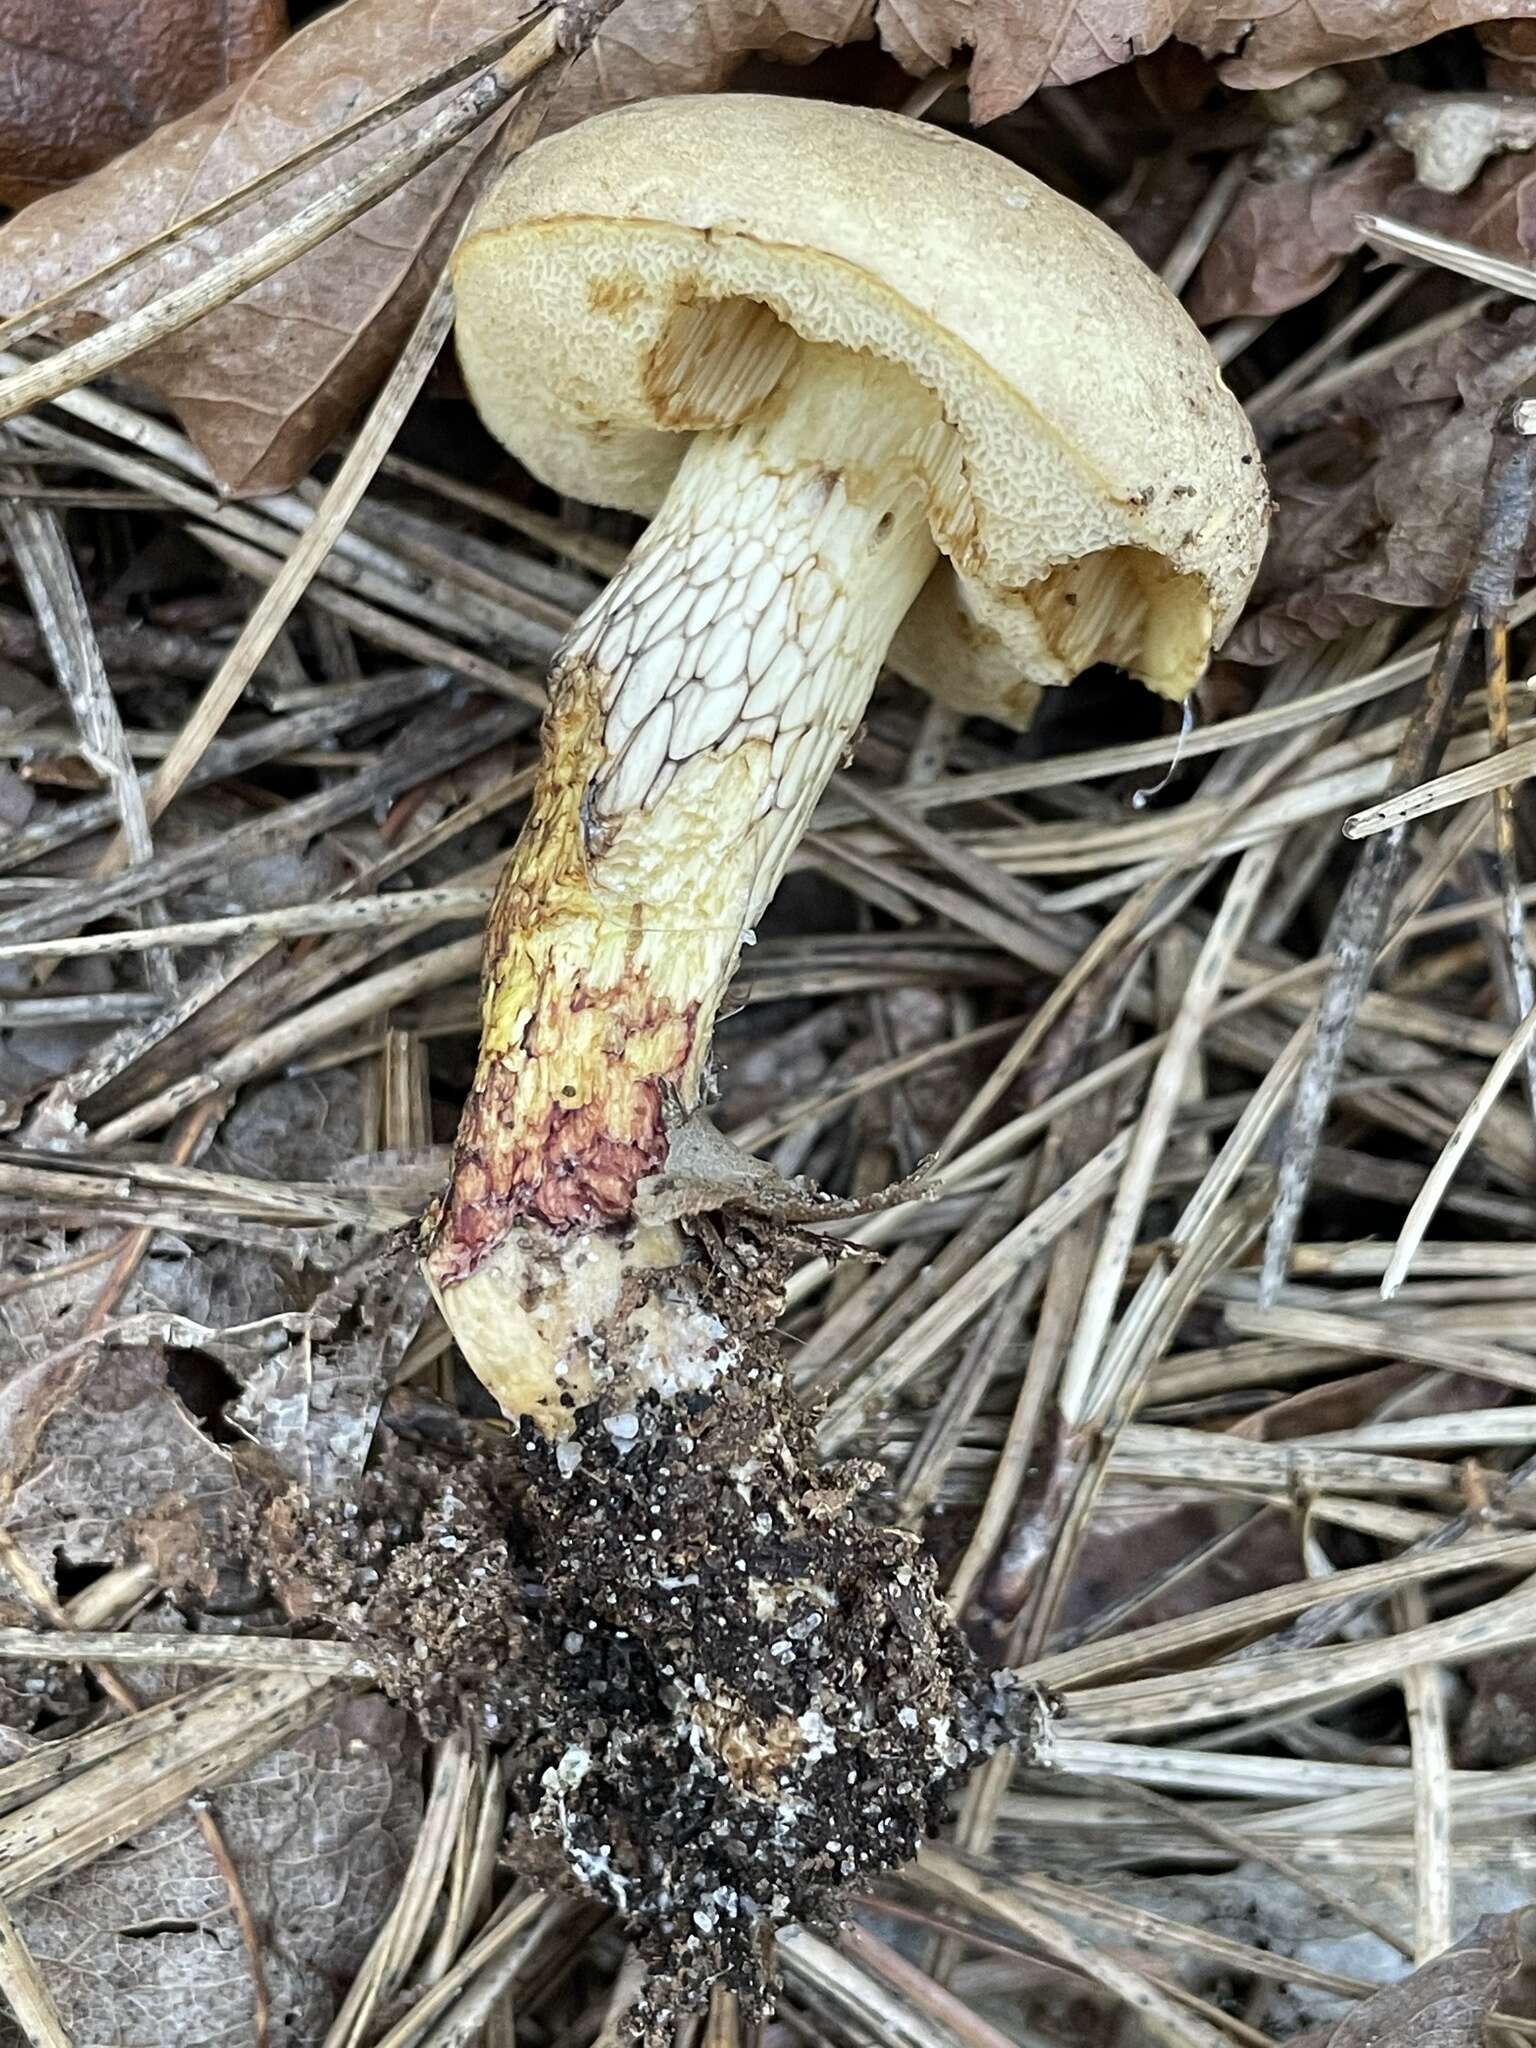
1219 3 1536 90
0 1694 421 2048
0 0 521 497
1303 1911 1525 2046
874 0 1536 124
563 0 876 115
875 0 1180 124
1188 145 1410 323
1233 292 1536 658
0 0 287 209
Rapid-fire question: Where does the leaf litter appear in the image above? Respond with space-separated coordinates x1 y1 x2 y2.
9 0 1536 2043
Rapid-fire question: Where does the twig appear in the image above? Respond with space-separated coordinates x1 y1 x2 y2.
1259 399 1536 1303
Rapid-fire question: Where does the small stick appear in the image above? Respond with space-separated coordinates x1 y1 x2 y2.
1481 606 1536 1117
1258 398 1536 1305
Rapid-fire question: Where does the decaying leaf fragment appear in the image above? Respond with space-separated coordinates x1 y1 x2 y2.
1306 1910 1526 2045
0 0 287 208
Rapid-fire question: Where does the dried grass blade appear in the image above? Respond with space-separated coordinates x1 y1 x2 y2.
1356 211 1536 299
1395 1588 1454 1961
1344 729 1536 838
1025 1529 1536 1692
915 1848 1237 2048
1382 999 1536 1298
1061 841 1279 1425
0 1896 73 2047
0 885 496 962
1058 1574 1536 1736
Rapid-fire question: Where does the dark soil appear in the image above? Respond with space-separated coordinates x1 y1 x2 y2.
262 1344 1042 2036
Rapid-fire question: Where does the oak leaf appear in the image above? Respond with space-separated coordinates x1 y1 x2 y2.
0 0 287 209
872 0 1536 124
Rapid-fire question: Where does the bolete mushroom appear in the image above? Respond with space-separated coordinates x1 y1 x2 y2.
424 92 1268 1417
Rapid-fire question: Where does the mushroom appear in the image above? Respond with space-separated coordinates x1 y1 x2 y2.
424 93 1268 1421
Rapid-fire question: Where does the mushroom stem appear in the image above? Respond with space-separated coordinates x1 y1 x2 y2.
426 340 944 1362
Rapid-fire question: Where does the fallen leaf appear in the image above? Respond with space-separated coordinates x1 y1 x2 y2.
875 0 1184 126
567 0 1536 133
1305 1911 1525 2046
230 1236 429 1496
872 0 1536 125
1232 296 1536 658
0 0 521 496
0 0 287 209
562 0 875 116
1218 3 1536 91
4 1693 421 2048
2 1344 237 1593
1188 145 1410 323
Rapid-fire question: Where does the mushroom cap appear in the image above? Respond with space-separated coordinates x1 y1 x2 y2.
454 94 1268 716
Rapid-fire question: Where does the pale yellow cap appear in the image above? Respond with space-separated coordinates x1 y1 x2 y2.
454 94 1268 717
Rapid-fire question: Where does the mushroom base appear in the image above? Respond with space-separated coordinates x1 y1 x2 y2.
263 1301 1045 2039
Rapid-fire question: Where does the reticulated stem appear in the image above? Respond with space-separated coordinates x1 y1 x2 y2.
427 338 943 1334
